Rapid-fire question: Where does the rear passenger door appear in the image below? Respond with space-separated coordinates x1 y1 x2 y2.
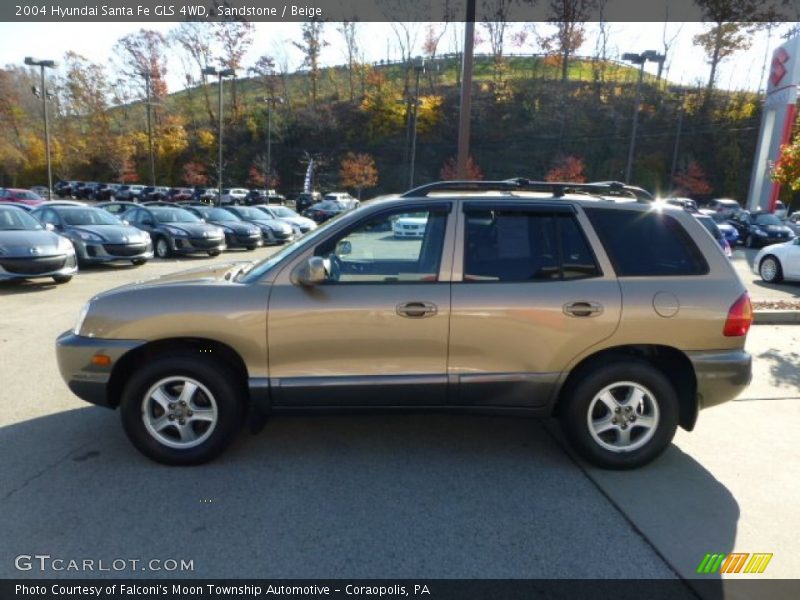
448 203 622 408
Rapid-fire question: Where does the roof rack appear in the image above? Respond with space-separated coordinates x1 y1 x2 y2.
400 178 653 203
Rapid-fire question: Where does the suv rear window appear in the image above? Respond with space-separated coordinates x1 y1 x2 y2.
463 209 600 282
585 208 708 276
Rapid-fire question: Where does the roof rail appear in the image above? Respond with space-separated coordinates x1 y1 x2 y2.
400 178 653 203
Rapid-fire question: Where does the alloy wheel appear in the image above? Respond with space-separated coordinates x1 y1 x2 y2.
586 381 660 453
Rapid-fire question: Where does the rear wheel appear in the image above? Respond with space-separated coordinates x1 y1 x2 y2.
759 255 783 283
120 355 245 465
559 360 679 469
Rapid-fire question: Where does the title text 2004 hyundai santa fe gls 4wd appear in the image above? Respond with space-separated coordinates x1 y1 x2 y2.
56 180 753 468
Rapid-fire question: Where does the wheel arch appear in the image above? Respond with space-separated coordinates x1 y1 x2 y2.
107 337 250 409
554 344 698 431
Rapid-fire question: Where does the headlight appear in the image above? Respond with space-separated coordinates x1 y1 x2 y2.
165 226 187 236
754 229 767 236
75 230 102 242
57 237 75 253
139 231 151 241
73 301 91 336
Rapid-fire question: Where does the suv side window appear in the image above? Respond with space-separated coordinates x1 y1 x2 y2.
585 208 709 276
315 207 448 283
463 208 600 282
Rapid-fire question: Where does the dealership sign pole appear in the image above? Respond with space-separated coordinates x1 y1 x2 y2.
748 35 800 212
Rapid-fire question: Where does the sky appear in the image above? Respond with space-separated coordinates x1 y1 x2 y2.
0 21 793 93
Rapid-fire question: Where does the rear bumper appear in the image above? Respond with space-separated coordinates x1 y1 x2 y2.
56 331 145 408
688 350 752 410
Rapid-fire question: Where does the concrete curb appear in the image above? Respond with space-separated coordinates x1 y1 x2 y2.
753 310 800 325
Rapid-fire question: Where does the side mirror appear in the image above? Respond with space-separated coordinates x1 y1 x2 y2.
336 240 352 256
292 256 329 286
44 223 55 231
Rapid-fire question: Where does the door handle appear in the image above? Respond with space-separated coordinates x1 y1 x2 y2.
563 301 603 317
397 301 438 318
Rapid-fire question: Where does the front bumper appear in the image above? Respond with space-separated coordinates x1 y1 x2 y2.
688 350 752 410
56 331 146 408
169 236 226 254
0 253 78 281
75 241 154 263
225 232 263 248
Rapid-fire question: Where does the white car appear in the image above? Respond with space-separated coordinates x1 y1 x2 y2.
392 213 428 238
754 237 800 283
253 205 317 234
220 188 249 205
323 192 359 210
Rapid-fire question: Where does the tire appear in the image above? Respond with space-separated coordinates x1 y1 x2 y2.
745 234 755 249
52 275 72 284
120 355 245 465
208 249 221 257
246 245 257 251
154 236 171 259
131 258 148 266
558 360 679 469
759 255 784 283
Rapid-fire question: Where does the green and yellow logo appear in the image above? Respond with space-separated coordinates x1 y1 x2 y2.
697 553 773 574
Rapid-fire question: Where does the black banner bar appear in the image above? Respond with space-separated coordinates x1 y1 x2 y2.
2 0 799 23
4 580 800 600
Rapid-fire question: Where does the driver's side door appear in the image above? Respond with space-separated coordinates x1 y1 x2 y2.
267 203 454 407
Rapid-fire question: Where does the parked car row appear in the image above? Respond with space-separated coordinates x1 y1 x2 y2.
0 198 318 285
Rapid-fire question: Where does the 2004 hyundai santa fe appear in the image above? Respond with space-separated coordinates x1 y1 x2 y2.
56 180 753 468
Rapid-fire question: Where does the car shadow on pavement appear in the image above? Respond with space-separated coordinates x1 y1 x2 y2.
0 279 63 296
1 407 734 592
749 279 800 298
544 423 737 600
756 348 800 389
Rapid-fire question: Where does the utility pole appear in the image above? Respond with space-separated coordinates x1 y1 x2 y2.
456 0 476 179
140 70 156 186
670 88 686 188
262 96 284 190
25 57 57 200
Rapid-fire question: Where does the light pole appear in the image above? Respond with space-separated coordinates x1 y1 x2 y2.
622 50 665 183
25 57 57 200
261 96 284 190
409 57 425 188
202 66 235 205
138 70 156 186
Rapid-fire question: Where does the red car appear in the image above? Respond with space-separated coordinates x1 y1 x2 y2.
166 187 193 202
0 188 45 207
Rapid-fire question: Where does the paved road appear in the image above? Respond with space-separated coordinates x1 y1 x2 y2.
731 247 800 303
0 250 798 598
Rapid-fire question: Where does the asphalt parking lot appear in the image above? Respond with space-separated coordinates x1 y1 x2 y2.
1 249 799 598
732 247 800 304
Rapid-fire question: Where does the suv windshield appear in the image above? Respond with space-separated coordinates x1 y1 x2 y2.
753 214 782 226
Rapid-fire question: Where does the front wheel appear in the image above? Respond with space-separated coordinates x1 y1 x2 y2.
120 355 245 465
131 258 148 266
759 256 783 283
154 237 171 259
559 360 679 469
208 249 222 257
745 234 755 248
52 275 73 284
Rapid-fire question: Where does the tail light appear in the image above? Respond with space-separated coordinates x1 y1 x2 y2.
723 292 752 337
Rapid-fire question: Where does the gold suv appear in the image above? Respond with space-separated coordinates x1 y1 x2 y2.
56 180 753 468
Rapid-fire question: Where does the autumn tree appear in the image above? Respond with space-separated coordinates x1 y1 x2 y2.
771 134 800 192
293 21 328 105
338 21 362 102
545 156 587 182
250 54 280 101
182 161 208 186
213 22 254 119
481 0 515 86
693 0 779 94
541 0 598 82
340 152 378 199
673 160 713 196
170 22 217 124
440 156 484 180
113 29 170 101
